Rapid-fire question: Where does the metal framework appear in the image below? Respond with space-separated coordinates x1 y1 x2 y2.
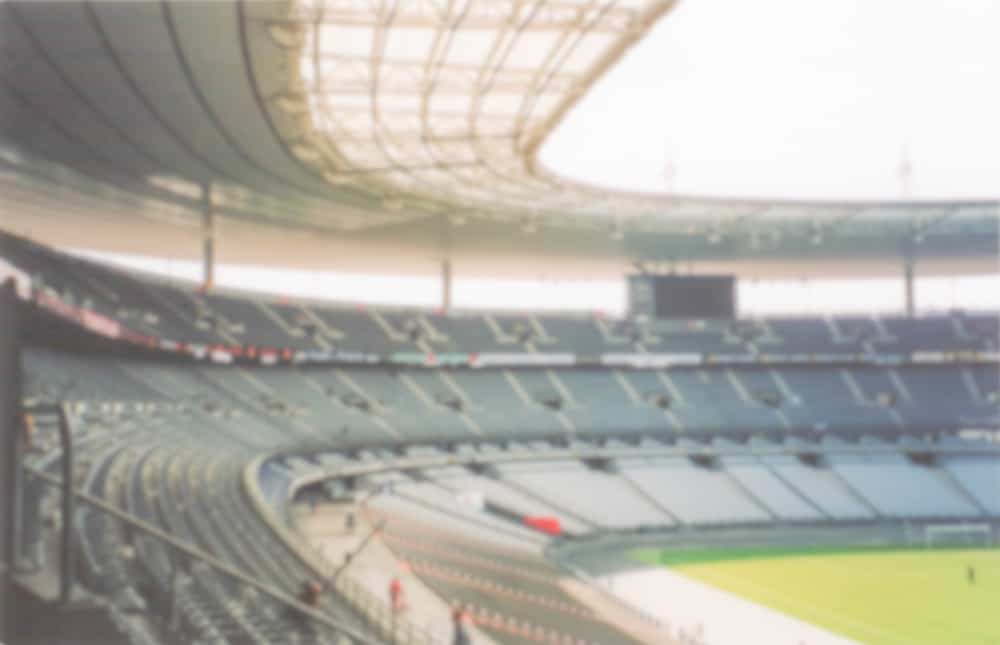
273 0 677 223
250 0 1000 243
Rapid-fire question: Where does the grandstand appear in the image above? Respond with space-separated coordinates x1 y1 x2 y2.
2 2 999 645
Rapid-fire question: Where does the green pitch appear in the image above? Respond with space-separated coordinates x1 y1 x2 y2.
634 546 1000 645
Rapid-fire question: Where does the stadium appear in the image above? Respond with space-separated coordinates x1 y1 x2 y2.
1 1 998 645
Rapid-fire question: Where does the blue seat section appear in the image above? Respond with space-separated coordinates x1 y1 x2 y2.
305 305 392 352
494 460 671 529
644 327 741 354
491 314 537 343
971 364 999 400
507 370 562 402
618 370 670 400
557 370 668 433
877 317 983 353
719 455 823 521
137 284 220 344
331 368 470 437
432 315 513 352
416 312 460 351
964 313 1000 349
896 366 976 428
770 367 894 432
831 315 882 344
264 303 333 349
618 456 771 525
23 344 1000 441
373 310 443 350
761 455 876 520
730 368 784 405
23 349 167 402
827 453 980 518
441 371 564 435
767 318 842 353
536 317 612 353
665 369 780 433
5 230 998 356
200 293 302 349
1 232 218 343
941 457 1000 515
1 233 94 298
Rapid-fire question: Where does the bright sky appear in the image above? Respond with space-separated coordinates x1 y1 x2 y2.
541 0 1000 200
73 249 1000 316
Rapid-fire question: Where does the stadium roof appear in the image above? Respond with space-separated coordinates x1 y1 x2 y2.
0 0 996 278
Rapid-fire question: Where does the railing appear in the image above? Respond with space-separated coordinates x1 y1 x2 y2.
16 402 75 604
334 575 449 645
21 465 384 645
294 519 446 645
244 455 446 645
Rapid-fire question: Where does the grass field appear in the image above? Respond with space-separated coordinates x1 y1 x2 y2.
634 546 1000 645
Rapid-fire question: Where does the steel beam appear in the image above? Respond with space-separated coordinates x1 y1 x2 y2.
282 1 643 33
904 251 916 318
201 182 214 292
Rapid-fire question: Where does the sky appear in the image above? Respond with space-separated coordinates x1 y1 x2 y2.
541 0 1000 200
73 249 1000 316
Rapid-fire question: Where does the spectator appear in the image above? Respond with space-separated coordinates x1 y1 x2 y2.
452 604 471 645
289 580 322 638
389 577 406 612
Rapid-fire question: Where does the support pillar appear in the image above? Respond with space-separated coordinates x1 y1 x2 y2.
201 182 214 292
904 252 916 318
0 279 21 642
441 259 452 314
55 405 74 604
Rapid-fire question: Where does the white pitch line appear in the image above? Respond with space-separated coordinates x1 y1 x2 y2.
599 567 867 645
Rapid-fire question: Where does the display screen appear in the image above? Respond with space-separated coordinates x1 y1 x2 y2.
629 275 736 319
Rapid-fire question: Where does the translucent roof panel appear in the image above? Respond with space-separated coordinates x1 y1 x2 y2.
291 0 679 219
283 0 996 235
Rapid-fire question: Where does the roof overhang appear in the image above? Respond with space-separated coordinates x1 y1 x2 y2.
0 0 996 277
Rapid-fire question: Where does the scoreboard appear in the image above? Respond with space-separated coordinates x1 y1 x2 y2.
628 274 737 320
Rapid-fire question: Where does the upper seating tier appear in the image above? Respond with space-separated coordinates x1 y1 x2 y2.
5 230 998 359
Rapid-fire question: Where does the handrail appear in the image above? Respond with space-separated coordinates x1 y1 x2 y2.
265 439 1000 504
23 466 383 645
19 402 75 604
243 456 441 645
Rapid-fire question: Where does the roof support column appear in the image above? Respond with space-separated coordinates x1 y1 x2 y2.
903 250 916 318
0 279 22 642
441 258 452 314
201 182 215 292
